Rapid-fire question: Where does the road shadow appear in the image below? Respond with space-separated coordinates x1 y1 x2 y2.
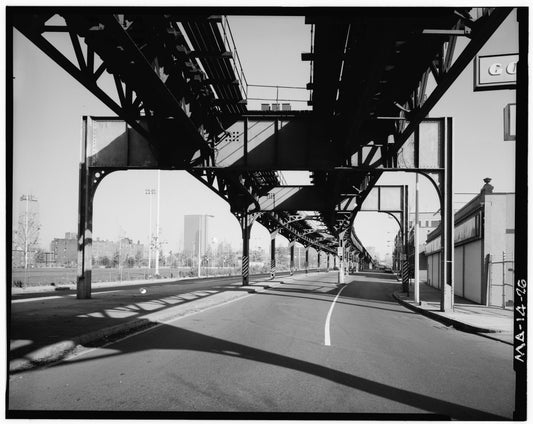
9 281 254 362
9 271 316 365
9 323 510 420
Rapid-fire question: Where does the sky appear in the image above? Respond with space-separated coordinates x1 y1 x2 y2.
10 10 519 260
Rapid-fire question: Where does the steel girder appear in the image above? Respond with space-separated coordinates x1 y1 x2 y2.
10 7 512 263
11 8 338 255
304 7 512 236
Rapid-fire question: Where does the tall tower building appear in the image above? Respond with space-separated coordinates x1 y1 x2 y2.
183 215 210 258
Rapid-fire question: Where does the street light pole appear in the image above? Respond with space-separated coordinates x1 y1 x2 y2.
197 220 201 278
155 170 161 276
145 188 155 271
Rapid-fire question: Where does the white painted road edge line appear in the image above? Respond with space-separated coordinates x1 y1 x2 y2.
324 284 349 346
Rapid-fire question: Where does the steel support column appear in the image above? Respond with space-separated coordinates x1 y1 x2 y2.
338 236 345 285
289 240 295 275
327 254 330 272
305 246 309 273
270 230 277 279
440 117 454 311
317 251 321 271
76 151 93 299
402 185 410 294
400 185 409 294
76 119 112 299
239 211 252 286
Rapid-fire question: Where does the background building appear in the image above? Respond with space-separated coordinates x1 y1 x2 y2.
425 179 514 306
183 215 211 259
50 232 77 267
50 234 147 267
406 212 441 281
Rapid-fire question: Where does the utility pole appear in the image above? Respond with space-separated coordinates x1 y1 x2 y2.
155 170 161 276
145 188 156 271
197 217 201 278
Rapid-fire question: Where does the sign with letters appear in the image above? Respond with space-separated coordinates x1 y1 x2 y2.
474 53 518 91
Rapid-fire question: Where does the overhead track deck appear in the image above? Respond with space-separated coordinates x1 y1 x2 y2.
10 7 513 296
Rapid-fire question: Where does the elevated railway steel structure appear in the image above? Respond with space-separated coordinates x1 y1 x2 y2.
10 7 516 313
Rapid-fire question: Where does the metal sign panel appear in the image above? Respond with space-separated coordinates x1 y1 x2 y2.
474 53 518 91
396 119 443 170
360 186 403 212
87 117 157 167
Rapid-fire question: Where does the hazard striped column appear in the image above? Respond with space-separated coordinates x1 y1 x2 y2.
241 212 251 286
402 259 410 294
242 255 249 284
289 240 295 275
270 230 277 279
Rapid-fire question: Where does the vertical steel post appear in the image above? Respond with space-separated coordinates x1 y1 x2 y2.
440 117 454 312
327 254 330 272
346 250 350 273
289 240 295 275
486 254 492 306
317 251 321 271
240 212 251 286
305 246 309 273
402 185 410 294
502 251 506 308
155 170 161 276
414 173 420 304
197 217 201 278
338 237 345 285
77 117 93 299
270 230 277 278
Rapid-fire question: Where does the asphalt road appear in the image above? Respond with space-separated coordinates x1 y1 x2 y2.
8 272 515 419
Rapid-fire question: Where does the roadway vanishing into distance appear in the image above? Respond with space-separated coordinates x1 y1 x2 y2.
9 272 514 419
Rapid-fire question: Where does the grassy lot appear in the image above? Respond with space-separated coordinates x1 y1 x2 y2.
10 266 269 287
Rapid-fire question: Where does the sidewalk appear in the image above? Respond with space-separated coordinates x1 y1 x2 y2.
393 282 513 345
9 275 287 373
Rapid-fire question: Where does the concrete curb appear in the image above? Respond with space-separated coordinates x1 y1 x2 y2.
10 282 281 373
392 292 505 335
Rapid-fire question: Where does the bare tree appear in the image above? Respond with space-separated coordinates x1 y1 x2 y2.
13 195 40 268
